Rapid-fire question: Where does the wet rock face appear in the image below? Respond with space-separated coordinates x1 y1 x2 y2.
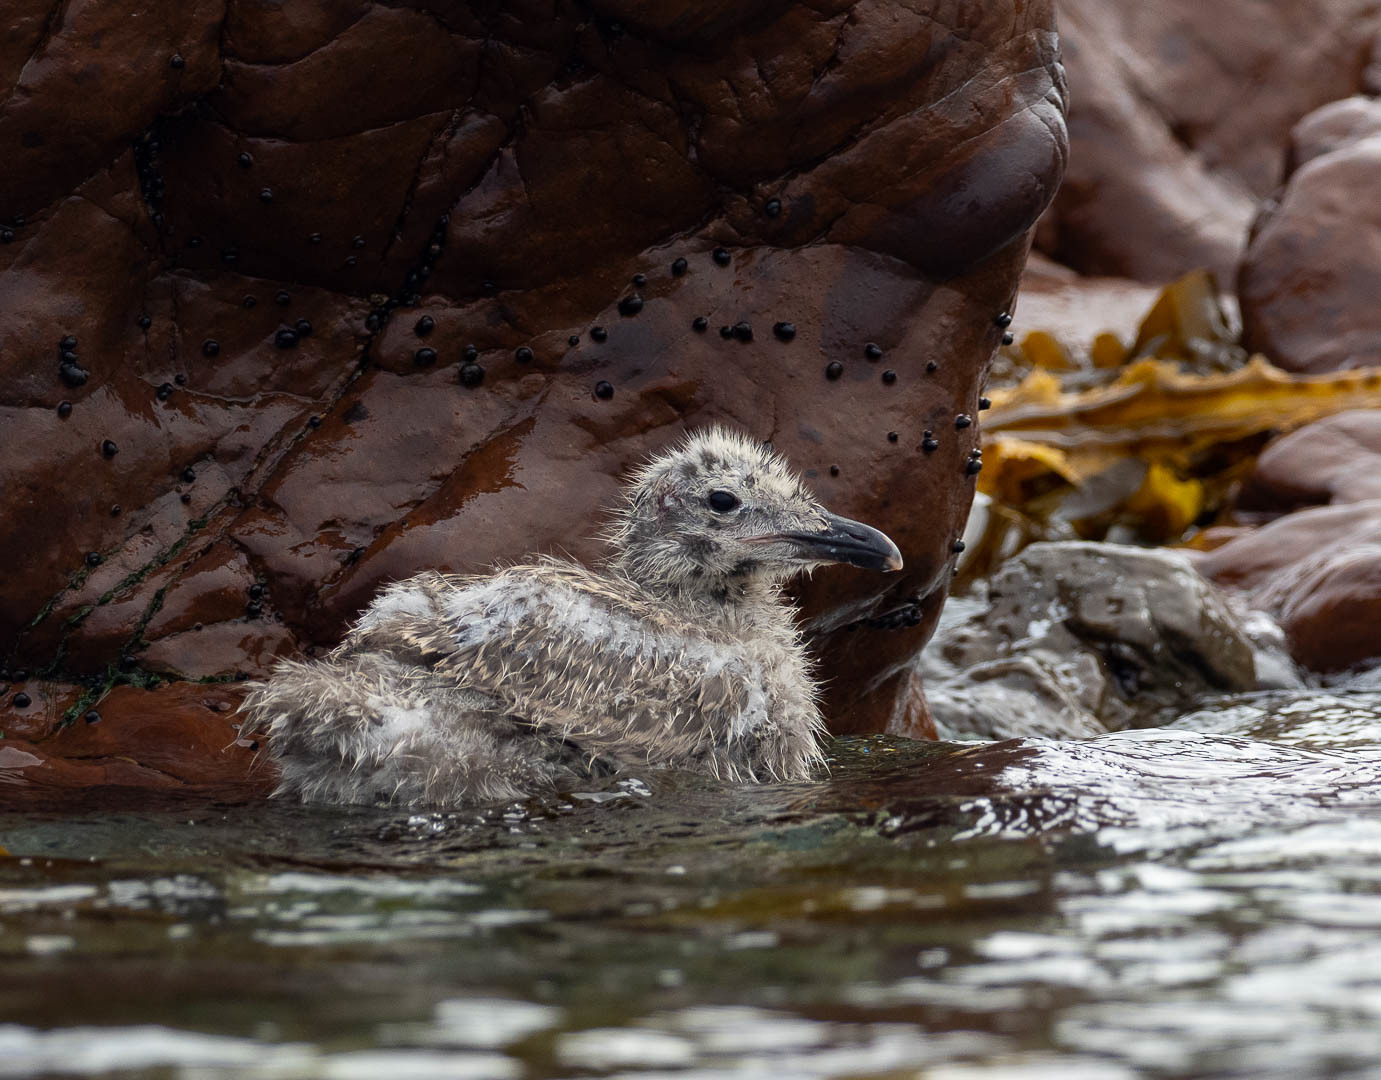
0 1 1067 759
922 542 1262 740
1044 0 1381 283
1239 99 1381 373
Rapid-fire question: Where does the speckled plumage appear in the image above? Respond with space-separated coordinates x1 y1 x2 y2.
241 427 901 808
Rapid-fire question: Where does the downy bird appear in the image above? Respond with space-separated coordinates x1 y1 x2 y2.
241 427 902 807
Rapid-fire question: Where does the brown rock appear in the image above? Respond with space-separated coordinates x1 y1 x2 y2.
1240 109 1381 372
1239 410 1381 513
1288 95 1381 172
2 0 1068 789
1195 501 1381 673
1043 0 1381 282
0 682 264 795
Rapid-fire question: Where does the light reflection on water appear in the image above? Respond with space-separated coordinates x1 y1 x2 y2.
1 690 1381 1078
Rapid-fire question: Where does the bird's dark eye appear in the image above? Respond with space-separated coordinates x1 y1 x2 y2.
707 490 741 513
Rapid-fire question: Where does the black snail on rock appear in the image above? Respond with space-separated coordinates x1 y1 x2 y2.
241 428 902 808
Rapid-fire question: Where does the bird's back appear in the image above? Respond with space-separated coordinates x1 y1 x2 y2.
244 559 824 807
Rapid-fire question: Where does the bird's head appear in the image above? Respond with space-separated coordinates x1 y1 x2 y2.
609 427 902 596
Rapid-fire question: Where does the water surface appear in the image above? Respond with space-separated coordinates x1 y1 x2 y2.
4 689 1381 1079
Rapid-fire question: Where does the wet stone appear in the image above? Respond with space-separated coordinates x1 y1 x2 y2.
773 322 796 341
458 363 484 387
414 316 435 337
826 362 844 380
712 248 732 266
414 347 436 367
515 346 534 363
671 257 688 276
618 295 644 316
882 370 897 384
594 380 615 400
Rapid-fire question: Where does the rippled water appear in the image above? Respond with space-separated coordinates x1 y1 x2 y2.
4 689 1381 1079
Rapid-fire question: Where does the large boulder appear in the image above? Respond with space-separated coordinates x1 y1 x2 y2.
1239 98 1381 373
1042 0 1381 283
0 0 1068 786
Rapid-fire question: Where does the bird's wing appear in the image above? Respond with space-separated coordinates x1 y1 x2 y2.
343 564 763 771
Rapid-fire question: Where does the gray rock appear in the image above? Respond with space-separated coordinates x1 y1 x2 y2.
922 542 1270 740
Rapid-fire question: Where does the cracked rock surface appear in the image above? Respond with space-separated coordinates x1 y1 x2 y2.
1 0 1066 788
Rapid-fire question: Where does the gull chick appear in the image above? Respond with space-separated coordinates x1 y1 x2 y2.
241 427 902 807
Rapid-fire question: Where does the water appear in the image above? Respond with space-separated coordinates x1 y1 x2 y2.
4 689 1381 1079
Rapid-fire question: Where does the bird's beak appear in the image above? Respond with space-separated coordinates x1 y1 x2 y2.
763 511 903 572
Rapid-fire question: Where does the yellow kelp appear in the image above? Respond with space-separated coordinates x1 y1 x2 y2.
974 273 1381 549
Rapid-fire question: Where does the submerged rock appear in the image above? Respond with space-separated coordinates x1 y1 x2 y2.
921 542 1267 740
